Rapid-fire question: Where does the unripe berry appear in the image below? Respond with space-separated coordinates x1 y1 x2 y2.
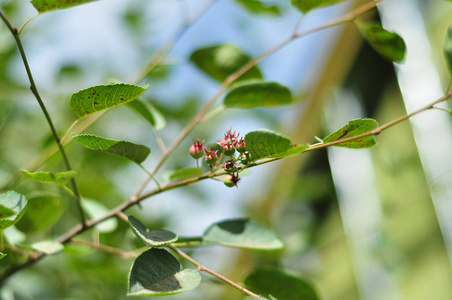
223 159 237 173
236 137 246 153
189 139 204 159
240 151 250 165
223 142 236 157
224 174 239 188
204 147 218 165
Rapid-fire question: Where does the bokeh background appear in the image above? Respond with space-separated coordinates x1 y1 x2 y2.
1 0 452 299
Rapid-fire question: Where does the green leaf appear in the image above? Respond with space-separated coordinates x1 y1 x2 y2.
291 0 346 13
73 133 150 164
128 248 201 296
190 44 263 83
21 170 77 187
236 0 280 15
31 240 64 255
358 23 406 62
69 83 148 118
169 168 199 181
0 192 27 231
322 118 378 148
245 129 309 162
15 194 64 233
31 0 98 13
244 266 320 300
444 25 452 76
128 100 166 130
203 219 283 250
128 216 178 247
82 198 117 233
224 80 292 108
0 252 6 260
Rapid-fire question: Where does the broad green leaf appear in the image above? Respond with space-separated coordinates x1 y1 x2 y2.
15 194 63 233
291 0 346 13
127 100 166 130
0 192 27 231
31 240 64 255
128 216 178 247
128 248 201 296
245 129 309 162
245 266 320 300
236 0 280 15
224 80 292 108
31 0 97 13
70 83 148 118
322 118 378 148
358 23 406 62
73 133 150 164
21 170 77 187
203 219 283 250
444 25 452 76
169 168 199 181
190 44 262 83
0 252 6 260
82 198 117 233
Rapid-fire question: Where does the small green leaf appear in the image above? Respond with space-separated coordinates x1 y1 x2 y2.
291 0 346 13
190 44 263 83
69 83 148 118
15 194 63 233
0 252 6 260
245 266 320 300
358 23 406 62
236 0 280 15
224 80 292 109
73 133 150 164
203 219 283 250
245 129 308 162
128 216 178 247
31 0 98 13
169 168 199 181
0 192 27 231
323 118 378 148
82 198 117 233
444 25 452 76
21 170 77 187
31 240 64 255
128 248 201 296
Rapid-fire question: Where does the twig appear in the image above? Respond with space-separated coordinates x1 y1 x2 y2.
71 238 136 258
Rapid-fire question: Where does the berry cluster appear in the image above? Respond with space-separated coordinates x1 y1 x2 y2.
189 129 251 188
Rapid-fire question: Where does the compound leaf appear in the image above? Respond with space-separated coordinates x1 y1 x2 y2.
0 191 27 231
128 248 201 296
70 83 148 118
128 216 178 247
291 0 346 13
322 118 378 148
21 170 77 187
31 0 98 13
358 23 406 62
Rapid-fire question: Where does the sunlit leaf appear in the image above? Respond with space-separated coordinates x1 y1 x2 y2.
224 80 292 108
0 191 27 231
31 240 64 255
31 0 98 13
236 0 280 15
69 83 148 118
203 219 283 250
21 170 77 187
128 216 178 247
15 194 63 233
73 133 150 164
291 0 346 13
322 118 378 148
128 248 201 296
190 44 262 83
245 129 308 162
0 252 6 260
358 23 406 62
169 168 199 181
245 266 320 300
82 198 117 233
444 25 452 76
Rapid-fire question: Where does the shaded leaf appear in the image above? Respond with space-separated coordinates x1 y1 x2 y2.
73 133 150 164
0 192 27 231
291 0 346 13
190 44 262 83
245 266 320 300
15 194 64 233
358 23 406 62
245 129 308 162
444 25 452 76
31 0 98 13
31 240 64 255
169 168 199 181
128 216 178 247
236 0 280 15
82 198 117 233
224 80 292 108
322 118 378 148
0 252 6 260
203 219 283 250
69 83 148 118
128 248 201 296
21 170 77 187
127 100 166 130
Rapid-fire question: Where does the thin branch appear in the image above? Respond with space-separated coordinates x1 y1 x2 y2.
71 239 135 258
